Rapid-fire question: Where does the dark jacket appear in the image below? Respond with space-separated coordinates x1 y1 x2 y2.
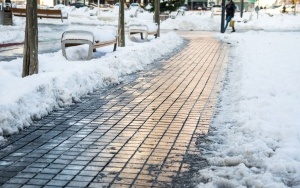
226 1 236 18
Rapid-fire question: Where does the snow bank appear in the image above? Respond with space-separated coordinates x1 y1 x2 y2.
196 31 300 187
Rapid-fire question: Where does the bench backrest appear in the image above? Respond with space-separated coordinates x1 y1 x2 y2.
37 9 61 16
11 8 26 15
12 8 62 16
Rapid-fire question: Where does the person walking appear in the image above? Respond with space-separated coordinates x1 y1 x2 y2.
224 0 236 32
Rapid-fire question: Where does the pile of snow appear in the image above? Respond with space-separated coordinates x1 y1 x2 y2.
0 25 24 44
196 31 300 187
68 6 90 17
160 10 300 31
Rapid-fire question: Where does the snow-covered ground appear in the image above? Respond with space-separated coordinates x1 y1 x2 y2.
0 7 299 187
2 8 300 44
197 31 300 187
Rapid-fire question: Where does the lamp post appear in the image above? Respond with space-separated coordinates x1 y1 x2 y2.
221 0 225 33
240 0 244 17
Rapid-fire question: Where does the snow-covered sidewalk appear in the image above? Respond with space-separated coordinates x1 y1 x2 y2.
0 32 183 142
196 31 300 187
0 7 300 187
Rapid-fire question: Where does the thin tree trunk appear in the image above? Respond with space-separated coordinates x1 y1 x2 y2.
22 0 38 77
118 0 125 47
154 0 160 37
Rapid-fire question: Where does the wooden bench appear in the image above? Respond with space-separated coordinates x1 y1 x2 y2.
159 14 169 21
61 30 117 60
11 8 68 22
93 39 117 52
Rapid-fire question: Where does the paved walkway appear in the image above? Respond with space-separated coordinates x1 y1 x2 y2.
0 31 228 188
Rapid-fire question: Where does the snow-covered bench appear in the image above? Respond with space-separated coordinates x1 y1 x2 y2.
61 30 117 60
169 10 185 19
128 22 158 41
159 14 169 21
97 15 118 22
68 7 89 17
88 7 99 16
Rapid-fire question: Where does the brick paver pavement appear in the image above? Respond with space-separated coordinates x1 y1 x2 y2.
0 31 228 188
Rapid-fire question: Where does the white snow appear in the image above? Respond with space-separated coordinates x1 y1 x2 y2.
197 31 300 187
0 7 300 187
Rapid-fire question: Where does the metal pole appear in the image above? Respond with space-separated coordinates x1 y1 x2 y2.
221 0 225 33
240 0 244 17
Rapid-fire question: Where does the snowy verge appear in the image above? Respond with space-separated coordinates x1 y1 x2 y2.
0 32 183 142
196 31 300 187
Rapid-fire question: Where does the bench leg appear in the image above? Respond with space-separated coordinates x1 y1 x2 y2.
113 43 117 51
61 41 93 60
87 43 93 60
61 42 67 59
140 33 144 40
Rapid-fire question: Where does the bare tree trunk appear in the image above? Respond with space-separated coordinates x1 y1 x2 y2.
22 0 38 77
154 0 160 37
118 0 125 47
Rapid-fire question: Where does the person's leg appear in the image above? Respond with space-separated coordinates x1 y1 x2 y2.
224 16 232 31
